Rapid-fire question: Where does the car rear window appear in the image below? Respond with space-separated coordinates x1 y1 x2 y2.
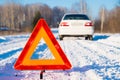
63 14 89 20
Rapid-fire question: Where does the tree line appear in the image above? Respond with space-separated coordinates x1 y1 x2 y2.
95 4 120 33
0 3 67 32
0 1 120 34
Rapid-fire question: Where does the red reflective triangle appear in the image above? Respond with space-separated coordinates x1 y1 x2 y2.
14 18 72 70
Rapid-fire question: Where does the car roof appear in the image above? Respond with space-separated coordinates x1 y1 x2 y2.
64 13 87 16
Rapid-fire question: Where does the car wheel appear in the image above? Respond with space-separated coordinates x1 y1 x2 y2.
89 35 93 40
85 35 93 40
59 35 63 40
85 36 89 40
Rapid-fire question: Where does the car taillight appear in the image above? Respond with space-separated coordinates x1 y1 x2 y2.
85 22 93 26
60 22 69 27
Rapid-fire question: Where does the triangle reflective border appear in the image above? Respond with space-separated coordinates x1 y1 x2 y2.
14 19 72 70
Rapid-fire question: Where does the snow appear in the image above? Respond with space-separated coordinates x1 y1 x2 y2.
0 36 6 40
0 30 120 80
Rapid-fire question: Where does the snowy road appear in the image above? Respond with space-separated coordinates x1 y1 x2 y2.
0 30 120 80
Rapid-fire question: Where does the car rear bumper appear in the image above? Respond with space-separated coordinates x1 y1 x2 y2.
59 27 94 36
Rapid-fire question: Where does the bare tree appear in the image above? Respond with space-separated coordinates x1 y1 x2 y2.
100 7 105 33
71 0 88 14
52 7 67 27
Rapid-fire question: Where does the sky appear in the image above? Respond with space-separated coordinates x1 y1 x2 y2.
0 0 118 18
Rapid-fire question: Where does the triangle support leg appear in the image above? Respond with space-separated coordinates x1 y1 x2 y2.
40 70 45 79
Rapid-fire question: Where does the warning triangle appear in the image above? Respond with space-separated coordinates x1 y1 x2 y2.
14 19 72 70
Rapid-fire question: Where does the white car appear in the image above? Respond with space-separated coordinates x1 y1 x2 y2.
58 13 94 40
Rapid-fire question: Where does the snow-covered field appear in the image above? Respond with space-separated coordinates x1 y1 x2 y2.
0 29 120 80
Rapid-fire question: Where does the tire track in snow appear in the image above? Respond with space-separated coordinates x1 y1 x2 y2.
60 40 88 67
75 40 120 79
0 39 26 61
76 40 120 63
0 35 28 65
97 41 120 55
75 40 109 64
62 40 82 67
0 48 22 60
0 38 27 54
60 40 101 80
62 39 119 80
72 40 103 80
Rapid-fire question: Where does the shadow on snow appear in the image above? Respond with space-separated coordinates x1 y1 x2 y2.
0 60 25 80
93 35 109 41
0 48 22 60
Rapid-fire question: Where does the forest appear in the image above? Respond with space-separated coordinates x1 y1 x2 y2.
0 0 120 34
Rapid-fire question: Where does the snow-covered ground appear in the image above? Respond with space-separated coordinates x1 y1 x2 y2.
0 29 120 80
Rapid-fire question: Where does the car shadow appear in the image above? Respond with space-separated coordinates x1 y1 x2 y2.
93 35 110 41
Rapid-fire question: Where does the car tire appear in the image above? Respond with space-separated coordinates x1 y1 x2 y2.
59 35 63 40
85 36 89 40
89 35 93 40
85 35 93 40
